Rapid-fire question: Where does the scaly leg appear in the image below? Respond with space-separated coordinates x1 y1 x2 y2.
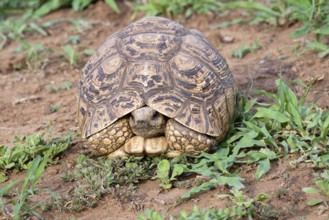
165 119 217 157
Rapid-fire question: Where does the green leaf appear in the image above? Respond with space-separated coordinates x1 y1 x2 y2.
254 108 291 123
33 0 71 18
290 25 311 38
307 199 324 206
314 27 329 35
255 159 270 180
302 187 319 194
0 172 8 183
180 180 216 201
244 98 257 113
105 0 120 13
170 165 184 181
217 176 245 189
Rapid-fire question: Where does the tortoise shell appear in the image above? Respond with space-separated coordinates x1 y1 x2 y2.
78 17 237 139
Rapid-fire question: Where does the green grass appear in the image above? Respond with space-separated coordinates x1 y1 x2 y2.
223 0 329 58
138 189 277 220
0 129 72 183
56 155 158 211
132 0 220 18
0 154 58 219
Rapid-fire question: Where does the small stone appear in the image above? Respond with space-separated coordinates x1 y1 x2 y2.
221 35 234 43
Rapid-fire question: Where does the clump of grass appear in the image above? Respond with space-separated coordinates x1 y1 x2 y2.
62 44 95 66
0 154 58 219
153 78 328 203
232 40 261 59
0 130 72 183
132 0 220 18
56 155 157 211
303 170 329 206
46 82 72 92
138 189 277 219
223 0 329 58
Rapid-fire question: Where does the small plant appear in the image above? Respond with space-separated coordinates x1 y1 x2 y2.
303 170 329 206
62 44 95 65
50 103 61 113
137 209 165 220
138 190 274 219
0 130 72 183
132 0 220 18
154 159 184 189
0 154 58 219
63 45 78 65
223 0 329 58
57 155 157 211
232 40 261 59
46 82 72 92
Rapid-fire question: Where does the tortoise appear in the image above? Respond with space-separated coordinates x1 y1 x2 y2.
78 17 237 158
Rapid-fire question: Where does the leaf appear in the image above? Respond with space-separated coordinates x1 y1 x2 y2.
254 108 290 123
255 159 270 180
0 172 8 183
33 0 71 18
302 187 319 194
307 199 324 206
314 27 329 35
290 25 311 38
105 0 121 13
170 165 184 180
179 180 216 201
244 98 257 113
217 176 245 189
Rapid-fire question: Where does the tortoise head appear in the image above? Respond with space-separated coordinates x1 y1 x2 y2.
129 106 166 138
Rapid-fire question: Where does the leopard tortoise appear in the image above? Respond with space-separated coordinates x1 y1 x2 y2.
78 17 237 158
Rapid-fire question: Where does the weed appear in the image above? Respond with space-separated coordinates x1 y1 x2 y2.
57 155 157 211
62 44 95 65
0 130 72 183
50 104 61 113
46 82 72 92
232 40 261 59
303 170 329 206
138 190 275 219
154 159 184 189
161 78 328 203
0 154 58 219
223 0 329 57
132 0 220 18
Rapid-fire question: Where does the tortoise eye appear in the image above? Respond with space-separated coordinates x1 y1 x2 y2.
151 111 158 119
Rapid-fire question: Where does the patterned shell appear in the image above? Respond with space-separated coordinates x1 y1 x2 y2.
78 17 237 138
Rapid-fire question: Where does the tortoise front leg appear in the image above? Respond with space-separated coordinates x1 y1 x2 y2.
87 116 134 156
165 119 217 157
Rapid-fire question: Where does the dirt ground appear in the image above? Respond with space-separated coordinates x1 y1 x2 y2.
0 1 328 219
